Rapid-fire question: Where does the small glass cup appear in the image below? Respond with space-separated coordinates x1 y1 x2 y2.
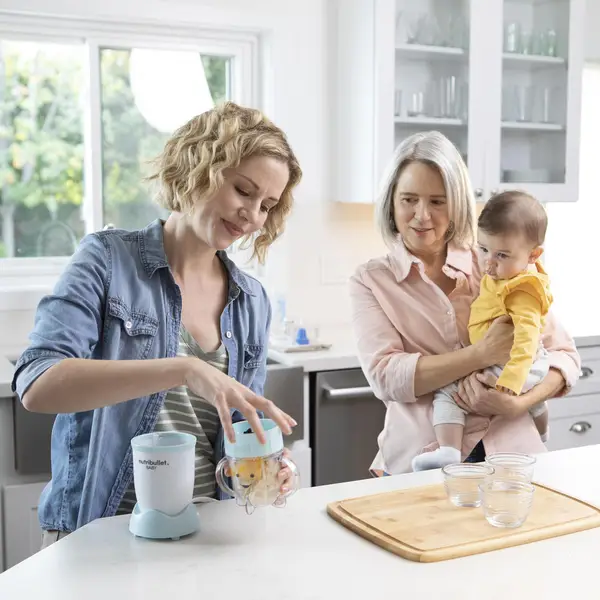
479 478 535 528
503 22 520 53
485 452 536 482
394 89 403 117
407 91 425 117
442 463 494 508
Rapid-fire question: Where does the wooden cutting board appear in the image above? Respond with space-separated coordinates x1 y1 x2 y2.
327 482 600 562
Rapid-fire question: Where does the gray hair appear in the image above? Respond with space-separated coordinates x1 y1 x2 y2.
375 131 476 249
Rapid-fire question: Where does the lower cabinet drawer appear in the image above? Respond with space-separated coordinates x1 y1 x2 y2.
546 412 600 452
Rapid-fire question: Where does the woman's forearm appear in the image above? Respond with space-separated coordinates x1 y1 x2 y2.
414 345 489 397
516 368 565 414
22 357 192 414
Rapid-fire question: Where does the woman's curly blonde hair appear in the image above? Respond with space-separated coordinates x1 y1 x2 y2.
147 101 302 264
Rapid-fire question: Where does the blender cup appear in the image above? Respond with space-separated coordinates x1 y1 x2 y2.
215 418 300 514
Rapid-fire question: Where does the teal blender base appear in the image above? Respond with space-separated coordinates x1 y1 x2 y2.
129 503 200 540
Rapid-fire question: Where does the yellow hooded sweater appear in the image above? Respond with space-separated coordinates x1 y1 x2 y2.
468 261 553 395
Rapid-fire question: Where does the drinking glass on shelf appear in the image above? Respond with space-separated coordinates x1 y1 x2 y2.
516 85 535 121
458 81 469 121
504 85 535 122
534 86 564 124
538 86 552 123
520 30 533 55
405 13 440 46
504 22 520 53
445 76 459 118
405 13 427 44
407 91 425 117
435 13 465 48
540 29 558 57
426 76 461 119
394 89 403 117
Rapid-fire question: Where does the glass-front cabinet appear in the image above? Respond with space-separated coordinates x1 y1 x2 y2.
393 0 475 189
488 0 584 202
332 0 585 204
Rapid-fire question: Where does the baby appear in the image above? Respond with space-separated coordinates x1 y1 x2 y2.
413 190 552 472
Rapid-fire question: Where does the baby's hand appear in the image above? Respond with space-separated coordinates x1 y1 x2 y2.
497 385 517 396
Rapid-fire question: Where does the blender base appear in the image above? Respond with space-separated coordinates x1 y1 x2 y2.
129 503 199 540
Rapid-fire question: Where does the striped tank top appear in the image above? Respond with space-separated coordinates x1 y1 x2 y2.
117 326 226 515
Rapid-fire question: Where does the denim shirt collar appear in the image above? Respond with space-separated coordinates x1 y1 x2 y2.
138 219 256 297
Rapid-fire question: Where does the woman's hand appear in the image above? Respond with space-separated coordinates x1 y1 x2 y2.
453 371 520 418
184 358 297 444
476 315 515 367
277 448 296 495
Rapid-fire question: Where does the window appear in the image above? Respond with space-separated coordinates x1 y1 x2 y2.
0 40 85 259
544 62 600 338
0 13 260 280
100 48 231 232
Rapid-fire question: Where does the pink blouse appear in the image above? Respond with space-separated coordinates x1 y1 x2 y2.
349 241 581 475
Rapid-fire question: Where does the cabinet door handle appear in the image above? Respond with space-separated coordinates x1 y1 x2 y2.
322 385 372 400
570 421 592 434
580 366 594 379
474 188 483 198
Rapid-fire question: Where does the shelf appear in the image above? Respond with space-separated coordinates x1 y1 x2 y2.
502 121 565 131
395 43 466 60
395 116 466 127
503 52 566 67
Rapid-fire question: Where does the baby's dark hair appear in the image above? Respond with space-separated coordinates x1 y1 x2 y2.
478 190 547 247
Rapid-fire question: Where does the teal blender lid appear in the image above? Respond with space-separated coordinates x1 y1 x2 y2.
224 418 283 458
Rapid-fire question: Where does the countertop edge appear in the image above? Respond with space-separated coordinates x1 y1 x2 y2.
0 352 16 398
2 335 600 398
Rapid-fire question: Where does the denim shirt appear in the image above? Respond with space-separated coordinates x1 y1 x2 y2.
11 219 271 532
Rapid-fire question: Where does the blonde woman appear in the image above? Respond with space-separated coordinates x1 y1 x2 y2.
349 131 580 476
12 102 302 545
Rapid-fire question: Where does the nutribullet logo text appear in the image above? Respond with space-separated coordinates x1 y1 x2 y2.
138 459 169 471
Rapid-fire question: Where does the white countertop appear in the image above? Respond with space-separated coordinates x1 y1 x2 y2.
2 445 600 599
3 334 600 398
0 340 361 400
268 339 360 372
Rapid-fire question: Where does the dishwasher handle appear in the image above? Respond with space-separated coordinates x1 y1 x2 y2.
322 383 373 400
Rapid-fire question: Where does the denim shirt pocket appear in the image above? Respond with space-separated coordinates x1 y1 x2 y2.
243 343 264 370
105 297 159 360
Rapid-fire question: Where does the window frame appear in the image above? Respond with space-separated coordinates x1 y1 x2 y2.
0 10 262 284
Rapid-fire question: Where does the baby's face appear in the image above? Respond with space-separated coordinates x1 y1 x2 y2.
477 230 541 280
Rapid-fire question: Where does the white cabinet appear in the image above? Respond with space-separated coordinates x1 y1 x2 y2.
3 482 47 570
545 405 600 452
333 0 585 204
547 342 600 452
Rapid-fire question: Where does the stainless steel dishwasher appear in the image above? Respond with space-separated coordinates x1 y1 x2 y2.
311 368 386 486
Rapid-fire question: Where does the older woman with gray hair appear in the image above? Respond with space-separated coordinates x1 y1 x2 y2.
349 131 580 475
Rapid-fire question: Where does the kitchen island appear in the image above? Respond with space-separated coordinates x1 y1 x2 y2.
1 445 600 599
